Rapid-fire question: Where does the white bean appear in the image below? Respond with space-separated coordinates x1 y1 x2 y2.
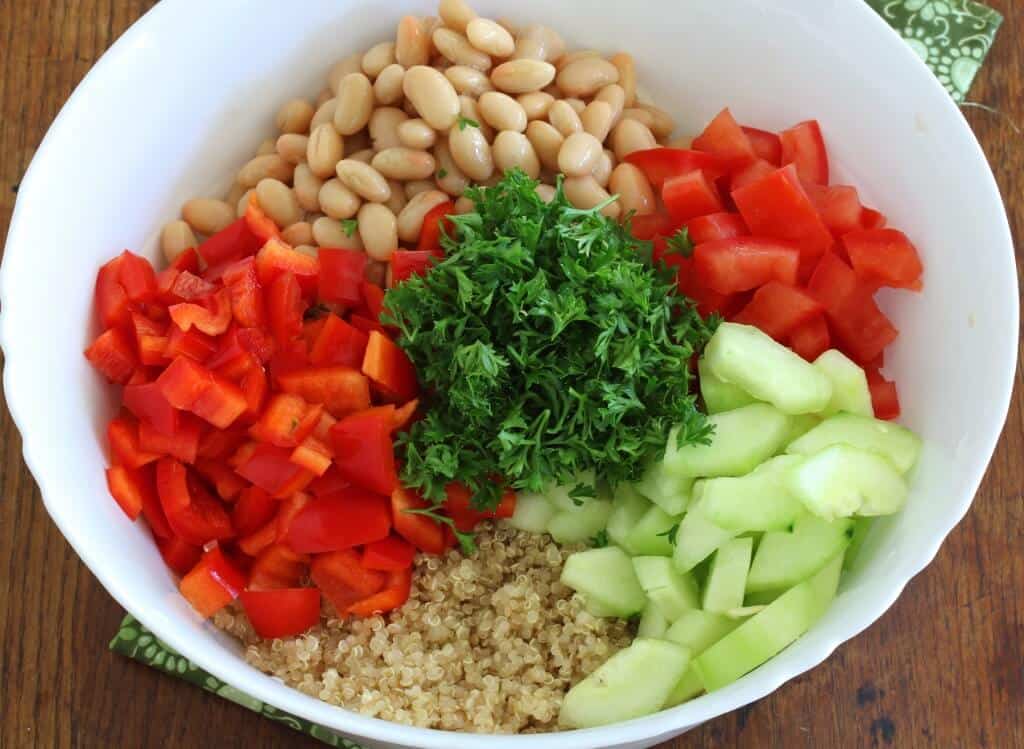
403 66 460 130
182 198 234 235
373 64 406 105
313 215 365 249
454 195 476 214
610 53 636 106
557 132 602 177
276 99 315 134
294 244 319 259
404 180 437 199
372 147 437 181
434 141 470 197
236 189 254 218
307 123 345 179
256 138 277 156
611 118 657 160
563 175 620 218
397 189 450 242
256 178 302 227
593 149 614 188
276 133 309 165
580 100 613 142
517 91 554 121
358 203 398 261
448 123 494 181
595 84 626 126
445 65 494 97
490 59 556 94
369 107 409 152
396 16 431 67
293 164 325 212
608 163 655 216
433 27 492 71
311 98 337 130
161 220 196 263
385 179 408 216
318 178 362 220
466 18 515 58
635 103 676 138
557 57 620 98
362 42 396 79
513 25 565 63
334 73 374 136
493 130 541 178
438 0 477 33
535 184 557 203
336 159 391 202
238 154 292 188
348 148 376 164
281 221 313 246
478 91 527 133
397 119 438 150
526 120 565 172
328 54 363 94
548 100 582 137
554 49 600 71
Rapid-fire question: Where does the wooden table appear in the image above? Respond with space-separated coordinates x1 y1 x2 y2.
1 2 1021 747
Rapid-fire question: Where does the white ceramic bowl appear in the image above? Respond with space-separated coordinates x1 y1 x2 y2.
1 1 1016 747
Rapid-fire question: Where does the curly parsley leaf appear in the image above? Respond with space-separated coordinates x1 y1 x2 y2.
341 218 358 237
402 507 477 555
657 522 680 546
457 115 479 131
383 169 714 510
590 529 609 548
664 227 694 258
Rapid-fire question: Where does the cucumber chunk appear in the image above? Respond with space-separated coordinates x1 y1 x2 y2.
808 552 844 620
635 458 693 515
561 547 647 618
813 349 873 417
559 639 692 728
606 484 652 554
779 413 821 447
633 556 700 620
547 499 613 544
787 444 908 520
700 455 806 531
702 537 754 613
673 495 738 573
626 505 679 557
665 609 739 653
637 602 670 638
705 322 833 414
665 403 792 478
664 666 705 706
746 515 853 593
786 413 922 474
546 471 598 512
507 491 555 534
699 356 758 414
843 517 873 571
726 605 767 619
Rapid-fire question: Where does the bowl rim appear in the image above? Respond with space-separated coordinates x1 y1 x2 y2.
1 0 1017 746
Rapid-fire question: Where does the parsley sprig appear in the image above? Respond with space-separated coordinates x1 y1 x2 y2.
383 170 714 510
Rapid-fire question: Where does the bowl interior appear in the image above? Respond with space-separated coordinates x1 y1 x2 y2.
1 0 1016 747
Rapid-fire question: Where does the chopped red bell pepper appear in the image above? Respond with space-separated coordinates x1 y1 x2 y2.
390 249 444 286
94 255 130 329
155 458 234 546
105 464 153 520
194 457 248 501
240 588 321 638
692 237 800 295
235 442 311 497
285 487 392 553
267 271 307 347
306 466 349 498
842 228 923 291
346 568 412 617
417 201 455 252
108 415 161 469
221 256 267 329
229 487 276 537
290 435 333 477
361 535 416 571
164 324 218 362
628 211 677 241
685 212 748 244
362 331 418 402
85 327 138 384
360 280 386 322
157 356 248 429
169 288 233 337
123 381 179 435
277 366 371 418
348 314 387 336
244 193 282 244
249 393 321 448
302 317 328 349
256 238 319 297
624 148 727 189
156 534 202 576
318 248 367 307
661 170 724 224
117 250 158 303
169 247 200 273
780 120 829 185
860 207 888 230
740 126 782 166
692 108 757 172
329 408 399 496
197 217 263 267
311 548 386 613
867 369 901 420
729 158 778 192
788 313 831 362
248 543 310 590
309 314 369 368
391 488 446 555
138 412 202 464
179 546 247 618
804 183 863 237
731 280 822 340
130 311 169 367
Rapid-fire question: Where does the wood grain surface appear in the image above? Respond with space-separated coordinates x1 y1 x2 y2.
1 2 1021 747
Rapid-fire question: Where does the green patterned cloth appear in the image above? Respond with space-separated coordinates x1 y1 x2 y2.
109 4 1001 746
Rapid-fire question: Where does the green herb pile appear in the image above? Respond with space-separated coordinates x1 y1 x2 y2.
383 170 715 511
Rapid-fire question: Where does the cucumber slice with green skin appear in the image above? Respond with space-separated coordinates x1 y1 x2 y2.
813 349 873 417
726 605 767 619
700 455 806 532
626 505 680 557
699 356 758 414
787 444 908 520
633 556 700 620
606 484 652 554
786 413 922 474
584 598 621 618
746 515 853 593
665 609 739 653
560 547 647 618
559 639 692 728
665 403 793 478
547 499 613 544
702 537 754 613
780 413 821 448
637 602 670 638
635 459 693 515
507 491 555 534
744 589 783 606
705 322 833 414
664 665 705 706
843 517 873 571
547 471 598 512
694 558 842 692
673 495 738 573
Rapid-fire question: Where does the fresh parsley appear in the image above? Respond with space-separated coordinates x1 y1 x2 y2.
383 170 714 510
590 530 609 548
664 227 694 258
437 168 449 179
657 522 680 546
457 115 480 131
340 218 358 237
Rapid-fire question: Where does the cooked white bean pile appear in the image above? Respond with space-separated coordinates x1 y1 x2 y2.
162 1 686 272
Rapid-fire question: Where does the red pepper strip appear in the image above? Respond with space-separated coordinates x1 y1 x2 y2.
346 568 412 617
361 535 416 571
318 248 367 307
330 409 399 496
179 546 247 618
248 544 310 590
240 588 321 639
285 487 392 554
311 549 386 613
156 534 202 576
277 366 371 418
362 331 418 402
391 488 445 555
85 327 138 384
155 457 234 546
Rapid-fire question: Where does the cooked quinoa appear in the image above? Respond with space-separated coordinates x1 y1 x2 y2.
213 525 633 732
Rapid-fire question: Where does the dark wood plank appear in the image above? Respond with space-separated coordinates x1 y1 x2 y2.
0 3 1020 748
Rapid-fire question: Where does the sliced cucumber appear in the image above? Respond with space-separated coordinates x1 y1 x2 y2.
559 639 692 728
664 666 705 706
664 609 739 653
700 455 805 532
787 444 907 520
635 458 693 515
546 471 598 512
637 602 670 638
606 484 652 554
561 546 647 618
705 322 833 414
780 413 821 448
726 605 767 619
665 403 792 478
813 349 873 417
507 491 554 534
699 356 758 413
746 515 853 593
584 598 621 618
547 499 613 544
673 496 738 573
843 517 873 571
744 589 783 607
625 505 679 557
702 537 754 613
633 556 700 620
807 552 844 620
786 413 922 474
